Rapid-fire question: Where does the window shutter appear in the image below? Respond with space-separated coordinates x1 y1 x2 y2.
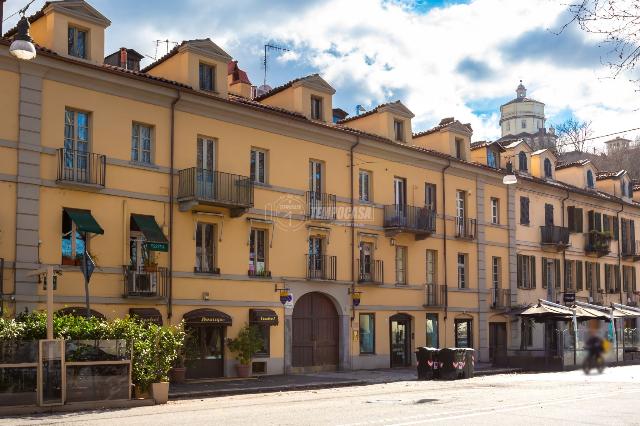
588 210 594 231
623 267 629 292
567 206 575 232
545 204 554 226
517 255 522 289
563 260 569 290
631 220 636 245
520 197 529 225
615 265 621 292
576 261 583 291
585 262 592 291
554 259 561 289
621 219 627 248
594 212 602 231
613 217 619 240
531 256 536 289
541 257 548 289
596 263 601 291
633 267 637 292
576 208 583 232
603 214 610 234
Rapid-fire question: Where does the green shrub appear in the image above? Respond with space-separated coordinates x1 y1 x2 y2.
0 311 185 390
227 324 264 365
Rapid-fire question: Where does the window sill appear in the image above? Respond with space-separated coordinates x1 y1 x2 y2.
253 182 271 188
359 353 376 356
128 161 158 170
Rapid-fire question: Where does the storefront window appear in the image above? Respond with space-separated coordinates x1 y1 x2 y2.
253 324 270 357
359 314 375 354
455 319 472 348
426 314 439 348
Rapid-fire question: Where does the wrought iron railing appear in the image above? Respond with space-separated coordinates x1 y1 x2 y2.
585 230 611 255
357 259 383 284
57 148 106 187
540 225 570 247
621 240 640 258
177 168 253 208
248 269 272 278
455 217 476 239
305 254 337 280
424 283 446 307
383 205 436 234
122 266 168 298
305 191 337 220
492 288 511 309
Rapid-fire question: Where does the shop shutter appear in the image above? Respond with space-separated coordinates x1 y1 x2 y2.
541 257 547 289
567 206 575 232
554 259 561 289
575 208 583 232
576 261 583 291
531 256 536 289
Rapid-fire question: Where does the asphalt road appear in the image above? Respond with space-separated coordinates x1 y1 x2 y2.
5 365 640 425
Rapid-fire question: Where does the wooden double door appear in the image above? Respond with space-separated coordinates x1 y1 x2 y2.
292 292 339 368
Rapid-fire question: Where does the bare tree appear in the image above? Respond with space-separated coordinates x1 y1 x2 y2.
562 1 640 82
554 118 594 152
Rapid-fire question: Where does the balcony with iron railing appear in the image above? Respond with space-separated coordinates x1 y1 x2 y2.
306 191 337 220
491 288 511 310
305 254 337 281
248 268 272 278
585 230 611 257
357 259 383 284
122 265 168 299
56 148 106 188
177 168 253 217
455 217 476 240
424 283 446 308
383 205 436 240
540 225 570 251
621 240 640 261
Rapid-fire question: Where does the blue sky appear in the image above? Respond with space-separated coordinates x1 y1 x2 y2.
4 0 639 149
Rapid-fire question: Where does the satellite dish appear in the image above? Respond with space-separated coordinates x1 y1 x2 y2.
256 84 272 97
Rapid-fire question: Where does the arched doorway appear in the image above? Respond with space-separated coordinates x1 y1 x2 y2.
292 292 339 368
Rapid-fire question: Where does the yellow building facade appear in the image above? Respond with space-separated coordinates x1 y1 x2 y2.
0 0 637 377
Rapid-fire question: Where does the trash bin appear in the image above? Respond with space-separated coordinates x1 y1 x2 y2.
437 348 457 380
453 348 467 379
415 347 438 380
462 348 475 379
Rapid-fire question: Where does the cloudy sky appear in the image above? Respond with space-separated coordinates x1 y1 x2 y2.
4 0 640 150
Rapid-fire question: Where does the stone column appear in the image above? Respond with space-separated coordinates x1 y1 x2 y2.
284 313 292 374
476 180 490 362
338 314 351 371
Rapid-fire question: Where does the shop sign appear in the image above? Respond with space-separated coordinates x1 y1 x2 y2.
146 242 169 252
200 316 227 324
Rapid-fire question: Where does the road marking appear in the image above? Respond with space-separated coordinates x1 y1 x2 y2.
383 388 640 426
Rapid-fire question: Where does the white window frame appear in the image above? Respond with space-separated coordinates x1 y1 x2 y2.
68 26 88 59
457 253 467 289
491 198 499 224
359 170 371 202
132 123 153 164
426 249 437 285
393 119 404 142
311 96 323 120
195 222 216 273
395 246 407 285
251 148 267 184
492 257 501 289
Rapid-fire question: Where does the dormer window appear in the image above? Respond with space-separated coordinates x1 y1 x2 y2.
199 63 216 92
311 96 323 121
544 158 553 178
394 120 404 142
518 151 528 172
68 27 88 59
587 170 595 189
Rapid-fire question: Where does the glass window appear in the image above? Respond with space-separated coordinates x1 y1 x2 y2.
359 314 375 354
63 109 90 176
587 170 595 189
518 151 528 171
393 120 404 142
250 149 267 184
492 257 501 289
426 314 439 348
61 212 86 265
426 250 437 285
195 223 216 273
455 319 472 348
425 183 436 211
457 253 467 289
253 324 270 357
544 158 553 178
521 119 526 129
395 246 407 285
199 63 215 91
311 96 323 120
249 228 267 275
621 180 627 197
132 123 153 164
455 138 463 159
456 191 465 219
359 171 371 202
68 27 87 58
487 150 497 168
520 196 530 225
491 198 499 224
521 320 533 349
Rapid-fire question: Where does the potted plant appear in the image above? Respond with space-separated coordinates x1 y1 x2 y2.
169 350 186 384
144 253 158 272
227 324 264 378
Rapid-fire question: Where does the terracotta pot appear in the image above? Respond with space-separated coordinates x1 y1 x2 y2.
151 382 169 404
169 367 186 384
235 363 251 378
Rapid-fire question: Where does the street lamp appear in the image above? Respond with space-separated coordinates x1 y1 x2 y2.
9 15 36 60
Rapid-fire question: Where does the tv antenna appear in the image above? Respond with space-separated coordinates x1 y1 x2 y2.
263 44 290 87
154 39 179 60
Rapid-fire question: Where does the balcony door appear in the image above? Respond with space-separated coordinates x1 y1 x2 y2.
128 231 156 295
308 237 325 279
359 242 373 281
64 110 89 183
394 177 407 225
197 137 216 199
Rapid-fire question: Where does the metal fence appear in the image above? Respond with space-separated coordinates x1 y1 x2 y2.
306 254 337 280
305 191 337 220
455 217 476 239
424 284 446 307
177 168 253 207
123 266 169 299
357 259 383 284
56 148 106 187
540 225 570 246
383 205 436 233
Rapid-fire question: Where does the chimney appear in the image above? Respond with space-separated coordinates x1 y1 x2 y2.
119 48 128 68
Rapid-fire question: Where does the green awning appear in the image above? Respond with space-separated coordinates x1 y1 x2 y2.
63 208 104 235
131 214 169 252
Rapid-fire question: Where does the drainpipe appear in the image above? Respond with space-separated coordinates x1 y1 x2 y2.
168 90 181 319
441 160 451 341
350 136 360 302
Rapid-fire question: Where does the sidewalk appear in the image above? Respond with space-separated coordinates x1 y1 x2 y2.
169 364 523 400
